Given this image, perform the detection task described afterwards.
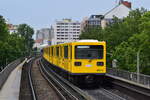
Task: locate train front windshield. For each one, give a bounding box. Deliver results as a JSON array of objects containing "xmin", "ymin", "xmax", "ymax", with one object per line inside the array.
[{"xmin": 75, "ymin": 45, "xmax": 103, "ymax": 59}]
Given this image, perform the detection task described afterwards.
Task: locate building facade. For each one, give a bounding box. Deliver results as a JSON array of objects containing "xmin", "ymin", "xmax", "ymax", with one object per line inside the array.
[
  {"xmin": 36, "ymin": 28, "xmax": 51, "ymax": 45},
  {"xmin": 81, "ymin": 15, "xmax": 103, "ymax": 32},
  {"xmin": 7, "ymin": 24, "xmax": 18, "ymax": 34},
  {"xmin": 36, "ymin": 28, "xmax": 50, "ymax": 40},
  {"xmin": 81, "ymin": 0, "xmax": 132, "ymax": 30},
  {"xmin": 101, "ymin": 0, "xmax": 132, "ymax": 28},
  {"xmin": 50, "ymin": 19, "xmax": 81, "ymax": 45}
]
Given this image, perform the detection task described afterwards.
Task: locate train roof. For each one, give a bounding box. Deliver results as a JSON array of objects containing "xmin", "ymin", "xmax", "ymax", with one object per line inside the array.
[
  {"xmin": 76, "ymin": 40, "xmax": 99, "ymax": 42},
  {"xmin": 44, "ymin": 40, "xmax": 105, "ymax": 48}
]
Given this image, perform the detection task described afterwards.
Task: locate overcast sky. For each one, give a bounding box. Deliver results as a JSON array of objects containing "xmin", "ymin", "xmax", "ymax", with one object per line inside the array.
[{"xmin": 0, "ymin": 0, "xmax": 150, "ymax": 30}]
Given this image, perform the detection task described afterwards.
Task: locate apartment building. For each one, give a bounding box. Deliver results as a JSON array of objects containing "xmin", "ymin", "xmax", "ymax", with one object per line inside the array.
[
  {"xmin": 50, "ymin": 19, "xmax": 81, "ymax": 45},
  {"xmin": 101, "ymin": 0, "xmax": 132, "ymax": 28},
  {"xmin": 81, "ymin": 15, "xmax": 104, "ymax": 32}
]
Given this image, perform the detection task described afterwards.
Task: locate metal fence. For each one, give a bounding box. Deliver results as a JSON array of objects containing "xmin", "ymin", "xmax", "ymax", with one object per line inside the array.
[
  {"xmin": 0, "ymin": 58, "xmax": 24, "ymax": 90},
  {"xmin": 107, "ymin": 68, "xmax": 150, "ymax": 88}
]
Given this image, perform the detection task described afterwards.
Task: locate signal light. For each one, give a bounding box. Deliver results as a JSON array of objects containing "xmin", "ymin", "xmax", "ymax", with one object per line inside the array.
[
  {"xmin": 75, "ymin": 62, "xmax": 81, "ymax": 66},
  {"xmin": 97, "ymin": 62, "xmax": 104, "ymax": 66}
]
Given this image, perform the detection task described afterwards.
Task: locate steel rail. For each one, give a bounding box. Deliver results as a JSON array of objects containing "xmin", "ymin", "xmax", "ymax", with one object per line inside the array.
[
  {"xmin": 28, "ymin": 57, "xmax": 37, "ymax": 100},
  {"xmin": 40, "ymin": 59, "xmax": 91, "ymax": 100},
  {"xmin": 38, "ymin": 60, "xmax": 67, "ymax": 100},
  {"xmin": 39, "ymin": 59, "xmax": 79, "ymax": 100},
  {"xmin": 105, "ymin": 75, "xmax": 150, "ymax": 100},
  {"xmin": 99, "ymin": 88, "xmax": 126, "ymax": 100}
]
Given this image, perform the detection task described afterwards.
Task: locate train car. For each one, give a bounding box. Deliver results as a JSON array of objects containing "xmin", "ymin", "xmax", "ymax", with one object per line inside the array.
[{"xmin": 43, "ymin": 40, "xmax": 106, "ymax": 85}]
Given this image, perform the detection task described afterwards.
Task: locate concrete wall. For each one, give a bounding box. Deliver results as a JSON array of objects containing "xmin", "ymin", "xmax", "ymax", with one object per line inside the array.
[{"xmin": 0, "ymin": 58, "xmax": 24, "ymax": 90}]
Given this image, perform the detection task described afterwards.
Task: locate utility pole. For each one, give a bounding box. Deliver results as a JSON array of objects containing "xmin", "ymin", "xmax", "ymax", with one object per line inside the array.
[{"xmin": 137, "ymin": 50, "xmax": 140, "ymax": 83}]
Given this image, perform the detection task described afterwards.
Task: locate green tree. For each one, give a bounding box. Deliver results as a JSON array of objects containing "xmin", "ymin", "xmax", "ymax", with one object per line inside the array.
[
  {"xmin": 0, "ymin": 15, "xmax": 9, "ymax": 42},
  {"xmin": 80, "ymin": 26, "xmax": 104, "ymax": 41},
  {"xmin": 113, "ymin": 11, "xmax": 150, "ymax": 74},
  {"xmin": 0, "ymin": 15, "xmax": 35, "ymax": 71},
  {"xmin": 79, "ymin": 8, "xmax": 150, "ymax": 75},
  {"xmin": 17, "ymin": 24, "xmax": 34, "ymax": 55}
]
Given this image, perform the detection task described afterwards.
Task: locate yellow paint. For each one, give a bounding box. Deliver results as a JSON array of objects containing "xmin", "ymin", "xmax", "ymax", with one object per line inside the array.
[{"xmin": 43, "ymin": 41, "xmax": 106, "ymax": 74}]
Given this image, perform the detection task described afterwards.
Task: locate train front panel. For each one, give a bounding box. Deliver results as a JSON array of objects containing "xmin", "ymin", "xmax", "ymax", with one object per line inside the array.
[{"xmin": 71, "ymin": 42, "xmax": 106, "ymax": 74}]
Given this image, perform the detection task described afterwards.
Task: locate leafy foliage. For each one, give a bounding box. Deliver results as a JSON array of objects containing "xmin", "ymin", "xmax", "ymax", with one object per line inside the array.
[
  {"xmin": 0, "ymin": 16, "xmax": 34, "ymax": 71},
  {"xmin": 17, "ymin": 24, "xmax": 34, "ymax": 55},
  {"xmin": 0, "ymin": 15, "xmax": 9, "ymax": 42},
  {"xmin": 80, "ymin": 8, "xmax": 150, "ymax": 75}
]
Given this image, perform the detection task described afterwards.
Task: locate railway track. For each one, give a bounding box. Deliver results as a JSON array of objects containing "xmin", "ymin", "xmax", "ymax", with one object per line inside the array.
[
  {"xmin": 39, "ymin": 58, "xmax": 91, "ymax": 100},
  {"xmin": 28, "ymin": 58, "xmax": 37, "ymax": 100},
  {"xmin": 19, "ymin": 57, "xmax": 36, "ymax": 100},
  {"xmin": 20, "ymin": 57, "xmax": 61, "ymax": 100},
  {"xmin": 20, "ymin": 57, "xmax": 149, "ymax": 100},
  {"xmin": 105, "ymin": 75, "xmax": 150, "ymax": 100},
  {"xmin": 41, "ymin": 58, "xmax": 131, "ymax": 100},
  {"xmin": 83, "ymin": 87, "xmax": 126, "ymax": 100}
]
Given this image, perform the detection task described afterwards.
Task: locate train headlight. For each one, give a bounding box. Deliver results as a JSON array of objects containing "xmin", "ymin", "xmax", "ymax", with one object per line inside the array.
[
  {"xmin": 74, "ymin": 62, "xmax": 81, "ymax": 66},
  {"xmin": 97, "ymin": 62, "xmax": 104, "ymax": 66}
]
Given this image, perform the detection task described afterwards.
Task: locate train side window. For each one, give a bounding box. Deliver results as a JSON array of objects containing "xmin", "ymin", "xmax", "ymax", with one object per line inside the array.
[
  {"xmin": 48, "ymin": 48, "xmax": 49, "ymax": 56},
  {"xmin": 64, "ymin": 46, "xmax": 68, "ymax": 59},
  {"xmin": 56, "ymin": 47, "xmax": 59, "ymax": 57},
  {"xmin": 49, "ymin": 47, "xmax": 51, "ymax": 56},
  {"xmin": 59, "ymin": 46, "xmax": 62, "ymax": 57},
  {"xmin": 53, "ymin": 47, "xmax": 55, "ymax": 57},
  {"xmin": 61, "ymin": 46, "xmax": 63, "ymax": 57},
  {"xmin": 46, "ymin": 48, "xmax": 47, "ymax": 54},
  {"xmin": 52, "ymin": 47, "xmax": 53, "ymax": 56},
  {"xmin": 70, "ymin": 46, "xmax": 72, "ymax": 59}
]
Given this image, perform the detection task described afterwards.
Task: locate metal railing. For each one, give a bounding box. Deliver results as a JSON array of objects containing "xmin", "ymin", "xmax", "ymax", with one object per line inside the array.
[
  {"xmin": 107, "ymin": 68, "xmax": 150, "ymax": 88},
  {"xmin": 0, "ymin": 58, "xmax": 24, "ymax": 90}
]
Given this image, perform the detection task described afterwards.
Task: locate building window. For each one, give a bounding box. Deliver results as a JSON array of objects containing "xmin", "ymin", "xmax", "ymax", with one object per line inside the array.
[
  {"xmin": 57, "ymin": 23, "xmax": 64, "ymax": 25},
  {"xmin": 73, "ymin": 23, "xmax": 76, "ymax": 25}
]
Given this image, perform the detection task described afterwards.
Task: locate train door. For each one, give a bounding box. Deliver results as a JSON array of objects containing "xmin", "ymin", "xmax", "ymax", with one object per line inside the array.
[
  {"xmin": 56, "ymin": 46, "xmax": 59, "ymax": 66},
  {"xmin": 61, "ymin": 46, "xmax": 64, "ymax": 69},
  {"xmin": 49, "ymin": 47, "xmax": 52, "ymax": 63},
  {"xmin": 51, "ymin": 47, "xmax": 53, "ymax": 64},
  {"xmin": 64, "ymin": 45, "xmax": 69, "ymax": 71},
  {"xmin": 53, "ymin": 47, "xmax": 56, "ymax": 65},
  {"xmin": 68, "ymin": 45, "xmax": 72, "ymax": 72},
  {"xmin": 59, "ymin": 46, "xmax": 63, "ymax": 68}
]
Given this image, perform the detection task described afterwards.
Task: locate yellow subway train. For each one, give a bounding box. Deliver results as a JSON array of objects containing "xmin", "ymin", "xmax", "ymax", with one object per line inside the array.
[{"xmin": 43, "ymin": 40, "xmax": 106, "ymax": 84}]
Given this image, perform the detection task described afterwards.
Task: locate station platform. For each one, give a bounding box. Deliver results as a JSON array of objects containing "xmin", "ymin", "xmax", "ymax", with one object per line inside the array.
[{"xmin": 0, "ymin": 60, "xmax": 26, "ymax": 100}]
